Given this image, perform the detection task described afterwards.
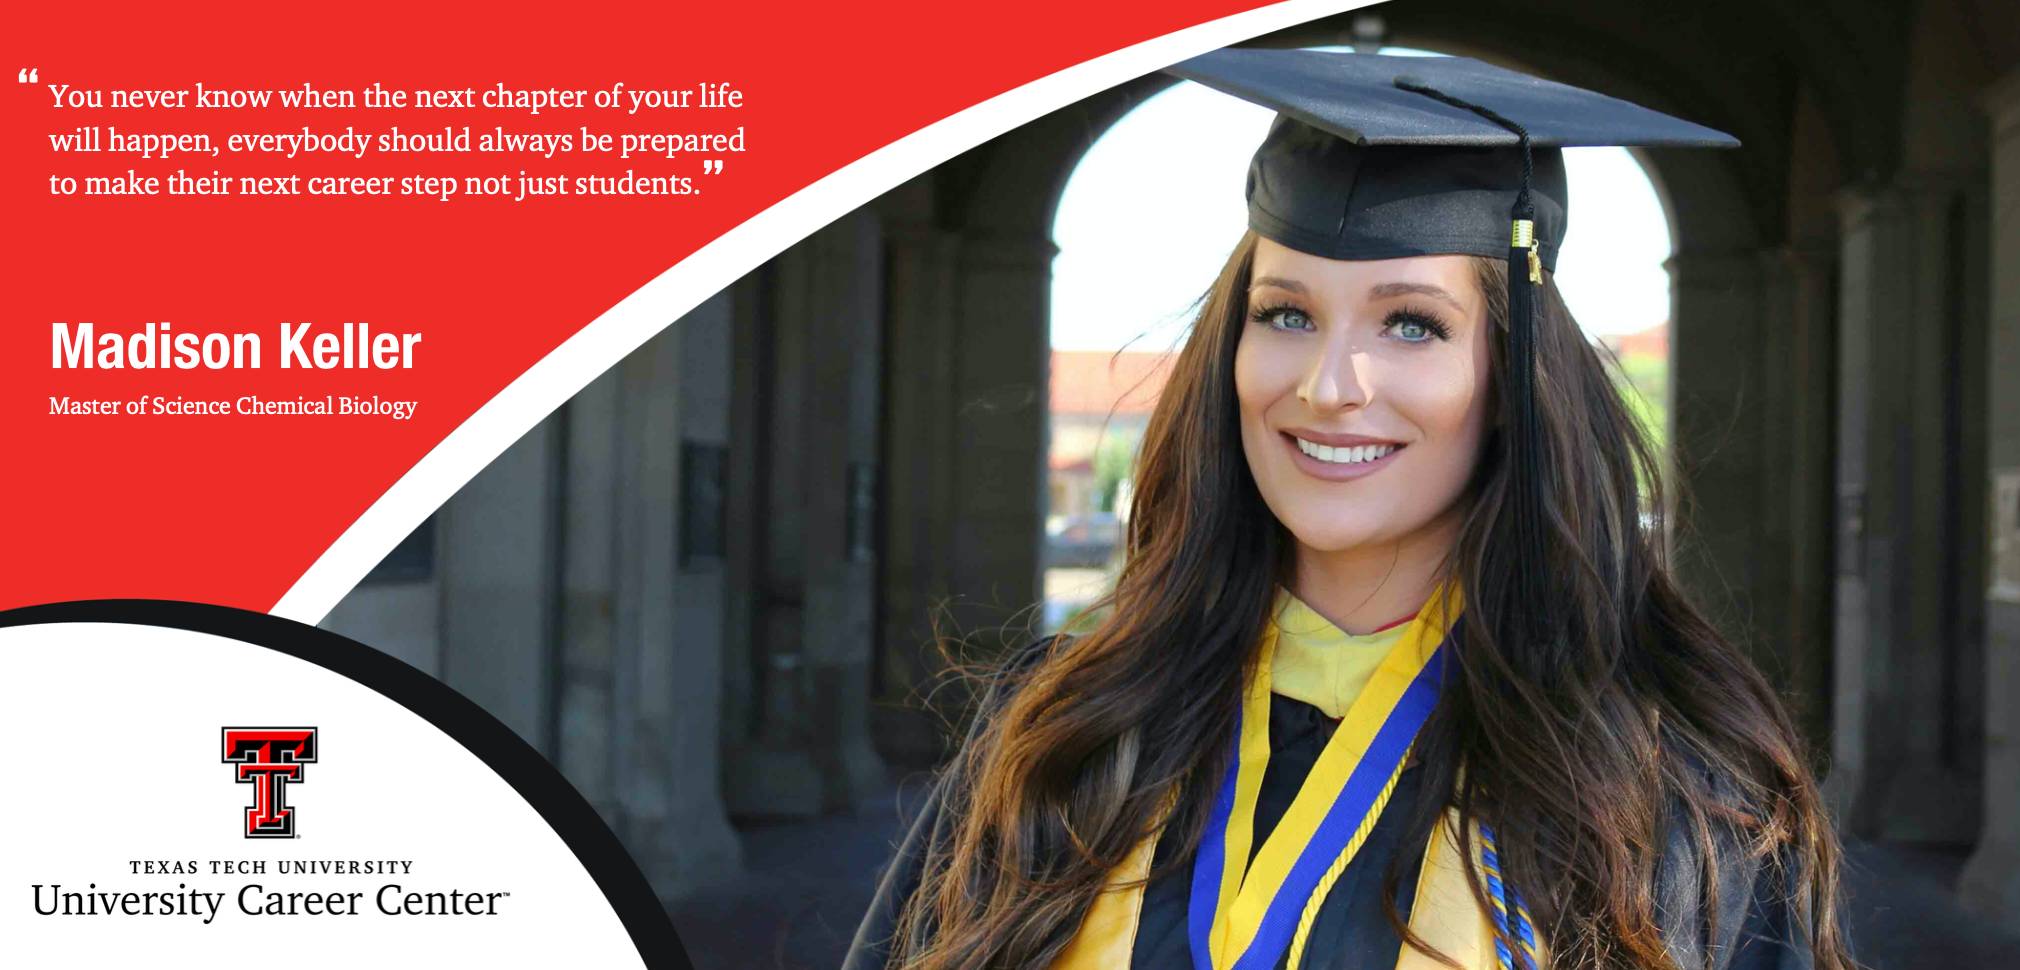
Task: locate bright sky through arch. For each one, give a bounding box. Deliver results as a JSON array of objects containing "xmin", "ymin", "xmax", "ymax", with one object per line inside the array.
[{"xmin": 1048, "ymin": 47, "xmax": 1673, "ymax": 352}]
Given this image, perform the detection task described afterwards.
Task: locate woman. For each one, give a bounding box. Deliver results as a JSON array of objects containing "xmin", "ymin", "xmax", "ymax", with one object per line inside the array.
[{"xmin": 845, "ymin": 48, "xmax": 1854, "ymax": 970}]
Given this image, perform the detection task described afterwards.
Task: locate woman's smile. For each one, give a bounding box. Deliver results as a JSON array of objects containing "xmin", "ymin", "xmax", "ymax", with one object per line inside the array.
[{"xmin": 1280, "ymin": 430, "xmax": 1406, "ymax": 481}]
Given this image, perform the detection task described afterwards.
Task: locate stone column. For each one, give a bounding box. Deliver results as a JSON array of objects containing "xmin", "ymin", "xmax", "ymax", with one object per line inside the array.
[
  {"xmin": 1759, "ymin": 243, "xmax": 1839, "ymax": 746},
  {"xmin": 801, "ymin": 209, "xmax": 890, "ymax": 812},
  {"xmin": 437, "ymin": 413, "xmax": 561, "ymax": 751},
  {"xmin": 1961, "ymin": 67, "xmax": 2020, "ymax": 923},
  {"xmin": 610, "ymin": 312, "xmax": 740, "ymax": 895},
  {"xmin": 1826, "ymin": 186, "xmax": 1906, "ymax": 830},
  {"xmin": 871, "ymin": 215, "xmax": 1053, "ymax": 772},
  {"xmin": 1829, "ymin": 177, "xmax": 1987, "ymax": 844},
  {"xmin": 1665, "ymin": 249, "xmax": 1769, "ymax": 658},
  {"xmin": 719, "ymin": 271, "xmax": 767, "ymax": 775},
  {"xmin": 948, "ymin": 232, "xmax": 1056, "ymax": 647},
  {"xmin": 726, "ymin": 211, "xmax": 889, "ymax": 816},
  {"xmin": 876, "ymin": 219, "xmax": 965, "ymax": 770},
  {"xmin": 1887, "ymin": 173, "xmax": 1988, "ymax": 844},
  {"xmin": 724, "ymin": 246, "xmax": 824, "ymax": 819},
  {"xmin": 555, "ymin": 369, "xmax": 621, "ymax": 820}
]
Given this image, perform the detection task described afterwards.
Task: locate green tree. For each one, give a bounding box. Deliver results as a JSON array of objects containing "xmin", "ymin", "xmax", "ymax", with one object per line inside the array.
[
  {"xmin": 1092, "ymin": 431, "xmax": 1141, "ymax": 513},
  {"xmin": 1614, "ymin": 351, "xmax": 1668, "ymax": 457}
]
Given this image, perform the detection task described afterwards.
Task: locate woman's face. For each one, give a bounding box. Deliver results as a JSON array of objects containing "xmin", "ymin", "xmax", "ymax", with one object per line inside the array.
[{"xmin": 1235, "ymin": 238, "xmax": 1494, "ymax": 557}]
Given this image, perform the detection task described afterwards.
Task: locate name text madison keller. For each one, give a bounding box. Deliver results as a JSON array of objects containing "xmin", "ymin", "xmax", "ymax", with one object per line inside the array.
[{"xmin": 52, "ymin": 321, "xmax": 422, "ymax": 369}]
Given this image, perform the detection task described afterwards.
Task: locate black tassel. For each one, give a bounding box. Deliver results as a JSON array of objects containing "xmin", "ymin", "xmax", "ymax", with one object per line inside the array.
[
  {"xmin": 1506, "ymin": 207, "xmax": 1547, "ymax": 650},
  {"xmin": 1392, "ymin": 76, "xmax": 1553, "ymax": 649}
]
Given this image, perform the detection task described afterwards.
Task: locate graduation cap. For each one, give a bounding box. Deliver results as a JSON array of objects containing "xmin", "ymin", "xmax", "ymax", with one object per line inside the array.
[{"xmin": 1161, "ymin": 47, "xmax": 1739, "ymax": 641}]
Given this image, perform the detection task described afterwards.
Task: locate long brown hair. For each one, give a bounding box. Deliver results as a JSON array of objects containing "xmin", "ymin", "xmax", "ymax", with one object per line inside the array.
[{"xmin": 886, "ymin": 230, "xmax": 1853, "ymax": 970}]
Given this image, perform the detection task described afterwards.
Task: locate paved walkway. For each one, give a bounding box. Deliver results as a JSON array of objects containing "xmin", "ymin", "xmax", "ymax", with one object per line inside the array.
[
  {"xmin": 668, "ymin": 780, "xmax": 2020, "ymax": 970},
  {"xmin": 668, "ymin": 778, "xmax": 938, "ymax": 970},
  {"xmin": 1836, "ymin": 842, "xmax": 2020, "ymax": 969}
]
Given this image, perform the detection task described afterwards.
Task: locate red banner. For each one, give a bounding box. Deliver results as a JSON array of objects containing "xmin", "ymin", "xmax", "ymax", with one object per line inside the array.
[{"xmin": 0, "ymin": 1, "xmax": 1293, "ymax": 612}]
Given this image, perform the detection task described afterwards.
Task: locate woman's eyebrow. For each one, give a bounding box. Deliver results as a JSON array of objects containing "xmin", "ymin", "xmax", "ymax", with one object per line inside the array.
[
  {"xmin": 1367, "ymin": 281, "xmax": 1466, "ymax": 314},
  {"xmin": 1248, "ymin": 275, "xmax": 1307, "ymax": 295}
]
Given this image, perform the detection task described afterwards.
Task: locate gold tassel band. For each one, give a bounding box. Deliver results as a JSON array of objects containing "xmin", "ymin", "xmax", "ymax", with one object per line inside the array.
[{"xmin": 1511, "ymin": 219, "xmax": 1541, "ymax": 284}]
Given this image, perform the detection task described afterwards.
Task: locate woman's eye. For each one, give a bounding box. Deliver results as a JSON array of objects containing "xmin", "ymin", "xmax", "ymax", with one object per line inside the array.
[
  {"xmin": 1251, "ymin": 305, "xmax": 1314, "ymax": 331},
  {"xmin": 1385, "ymin": 310, "xmax": 1452, "ymax": 343}
]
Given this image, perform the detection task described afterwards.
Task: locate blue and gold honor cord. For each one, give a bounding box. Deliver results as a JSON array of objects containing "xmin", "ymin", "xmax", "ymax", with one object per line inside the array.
[
  {"xmin": 1479, "ymin": 823, "xmax": 1540, "ymax": 970},
  {"xmin": 1282, "ymin": 743, "xmax": 1415, "ymax": 969},
  {"xmin": 1281, "ymin": 797, "xmax": 1544, "ymax": 970},
  {"xmin": 1177, "ymin": 578, "xmax": 1548, "ymax": 970},
  {"xmin": 1187, "ymin": 587, "xmax": 1459, "ymax": 970}
]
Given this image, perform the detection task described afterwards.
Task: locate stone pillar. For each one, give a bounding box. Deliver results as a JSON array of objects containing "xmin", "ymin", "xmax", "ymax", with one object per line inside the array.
[
  {"xmin": 724, "ymin": 247, "xmax": 824, "ymax": 819},
  {"xmin": 610, "ymin": 312, "xmax": 740, "ymax": 895},
  {"xmin": 948, "ymin": 232, "xmax": 1056, "ymax": 647},
  {"xmin": 1881, "ymin": 173, "xmax": 1988, "ymax": 844},
  {"xmin": 1826, "ymin": 186, "xmax": 1905, "ymax": 830},
  {"xmin": 1961, "ymin": 67, "xmax": 2020, "ymax": 922},
  {"xmin": 802, "ymin": 209, "xmax": 889, "ymax": 813},
  {"xmin": 1665, "ymin": 249, "xmax": 1769, "ymax": 658},
  {"xmin": 726, "ymin": 210, "xmax": 889, "ymax": 816},
  {"xmin": 437, "ymin": 413, "xmax": 561, "ymax": 750},
  {"xmin": 556, "ymin": 369, "xmax": 621, "ymax": 820},
  {"xmin": 720, "ymin": 271, "xmax": 767, "ymax": 775},
  {"xmin": 876, "ymin": 218, "xmax": 965, "ymax": 770},
  {"xmin": 1759, "ymin": 243, "xmax": 1840, "ymax": 747},
  {"xmin": 1829, "ymin": 178, "xmax": 1987, "ymax": 844}
]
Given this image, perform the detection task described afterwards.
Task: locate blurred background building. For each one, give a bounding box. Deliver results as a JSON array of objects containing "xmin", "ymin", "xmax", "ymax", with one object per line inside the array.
[{"xmin": 323, "ymin": 0, "xmax": 2020, "ymax": 965}]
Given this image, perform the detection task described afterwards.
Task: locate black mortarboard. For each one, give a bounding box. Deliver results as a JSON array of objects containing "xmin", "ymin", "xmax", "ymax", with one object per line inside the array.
[
  {"xmin": 1162, "ymin": 47, "xmax": 1737, "ymax": 275},
  {"xmin": 1161, "ymin": 47, "xmax": 1739, "ymax": 644}
]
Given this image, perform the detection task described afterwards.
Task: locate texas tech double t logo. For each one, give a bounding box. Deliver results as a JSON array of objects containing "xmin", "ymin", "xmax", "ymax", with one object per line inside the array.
[{"xmin": 221, "ymin": 727, "xmax": 318, "ymax": 838}]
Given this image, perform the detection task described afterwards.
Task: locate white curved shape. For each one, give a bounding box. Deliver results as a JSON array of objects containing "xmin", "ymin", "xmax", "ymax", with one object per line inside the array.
[
  {"xmin": 273, "ymin": 0, "xmax": 1377, "ymax": 624},
  {"xmin": 0, "ymin": 623, "xmax": 645, "ymax": 964}
]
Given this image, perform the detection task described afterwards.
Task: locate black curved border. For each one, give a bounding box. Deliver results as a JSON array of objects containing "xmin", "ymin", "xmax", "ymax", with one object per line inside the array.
[{"xmin": 0, "ymin": 599, "xmax": 693, "ymax": 970}]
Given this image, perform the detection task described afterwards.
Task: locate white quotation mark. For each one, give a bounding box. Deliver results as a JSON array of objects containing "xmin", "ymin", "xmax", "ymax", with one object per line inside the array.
[
  {"xmin": 702, "ymin": 159, "xmax": 724, "ymax": 175},
  {"xmin": 17, "ymin": 67, "xmax": 38, "ymax": 83}
]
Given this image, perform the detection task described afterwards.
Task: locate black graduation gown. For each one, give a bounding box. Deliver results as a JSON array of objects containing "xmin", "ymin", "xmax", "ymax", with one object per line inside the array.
[{"xmin": 843, "ymin": 639, "xmax": 1825, "ymax": 970}]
